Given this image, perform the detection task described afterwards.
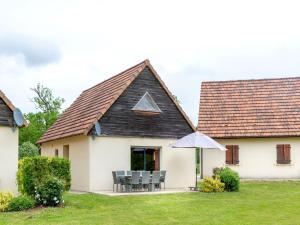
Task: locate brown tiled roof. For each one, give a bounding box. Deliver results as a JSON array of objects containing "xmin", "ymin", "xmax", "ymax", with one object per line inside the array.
[
  {"xmin": 38, "ymin": 59, "xmax": 195, "ymax": 144},
  {"xmin": 198, "ymin": 77, "xmax": 300, "ymax": 138},
  {"xmin": 0, "ymin": 90, "xmax": 16, "ymax": 111}
]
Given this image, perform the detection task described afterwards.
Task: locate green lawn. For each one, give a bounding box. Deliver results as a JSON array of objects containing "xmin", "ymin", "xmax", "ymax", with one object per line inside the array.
[{"xmin": 1, "ymin": 181, "xmax": 300, "ymax": 225}]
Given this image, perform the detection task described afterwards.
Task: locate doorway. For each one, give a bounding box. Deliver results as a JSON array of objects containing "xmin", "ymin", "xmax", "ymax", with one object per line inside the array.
[{"xmin": 131, "ymin": 147, "xmax": 160, "ymax": 171}]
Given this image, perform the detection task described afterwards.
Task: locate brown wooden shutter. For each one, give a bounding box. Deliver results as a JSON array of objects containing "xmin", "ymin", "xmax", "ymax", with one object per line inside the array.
[
  {"xmin": 225, "ymin": 145, "xmax": 233, "ymax": 164},
  {"xmin": 277, "ymin": 144, "xmax": 284, "ymax": 164},
  {"xmin": 284, "ymin": 144, "xmax": 291, "ymax": 164},
  {"xmin": 233, "ymin": 145, "xmax": 239, "ymax": 164}
]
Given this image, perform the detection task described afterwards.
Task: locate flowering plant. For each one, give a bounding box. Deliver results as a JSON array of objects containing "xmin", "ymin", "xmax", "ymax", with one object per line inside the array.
[{"xmin": 35, "ymin": 176, "xmax": 64, "ymax": 207}]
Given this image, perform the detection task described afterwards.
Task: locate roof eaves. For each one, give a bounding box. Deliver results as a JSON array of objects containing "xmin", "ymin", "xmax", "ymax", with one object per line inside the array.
[
  {"xmin": 83, "ymin": 61, "xmax": 148, "ymax": 135},
  {"xmin": 0, "ymin": 90, "xmax": 16, "ymax": 112}
]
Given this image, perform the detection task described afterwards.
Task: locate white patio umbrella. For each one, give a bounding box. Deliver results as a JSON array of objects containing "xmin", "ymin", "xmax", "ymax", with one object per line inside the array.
[{"xmin": 171, "ymin": 131, "xmax": 227, "ymax": 189}]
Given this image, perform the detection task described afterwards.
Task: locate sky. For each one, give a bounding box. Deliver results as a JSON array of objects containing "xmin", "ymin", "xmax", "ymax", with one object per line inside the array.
[{"xmin": 1, "ymin": 0, "xmax": 300, "ymax": 125}]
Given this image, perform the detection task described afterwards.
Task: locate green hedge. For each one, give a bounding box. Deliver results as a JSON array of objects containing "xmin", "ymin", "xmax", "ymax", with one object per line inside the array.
[
  {"xmin": 17, "ymin": 156, "xmax": 71, "ymax": 197},
  {"xmin": 219, "ymin": 167, "xmax": 240, "ymax": 192}
]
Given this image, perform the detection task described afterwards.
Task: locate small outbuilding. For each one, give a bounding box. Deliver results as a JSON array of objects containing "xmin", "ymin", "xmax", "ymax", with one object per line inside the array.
[
  {"xmin": 0, "ymin": 90, "xmax": 24, "ymax": 192},
  {"xmin": 38, "ymin": 60, "xmax": 195, "ymax": 192}
]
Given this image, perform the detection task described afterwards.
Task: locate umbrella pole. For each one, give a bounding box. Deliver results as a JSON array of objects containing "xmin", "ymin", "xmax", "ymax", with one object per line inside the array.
[
  {"xmin": 200, "ymin": 147, "xmax": 203, "ymax": 179},
  {"xmin": 195, "ymin": 148, "xmax": 198, "ymax": 189}
]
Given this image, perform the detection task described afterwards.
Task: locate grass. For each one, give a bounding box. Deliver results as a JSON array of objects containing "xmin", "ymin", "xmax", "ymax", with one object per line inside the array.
[{"xmin": 1, "ymin": 181, "xmax": 300, "ymax": 225}]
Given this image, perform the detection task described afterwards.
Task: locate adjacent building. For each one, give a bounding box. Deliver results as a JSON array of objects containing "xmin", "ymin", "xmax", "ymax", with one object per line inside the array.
[
  {"xmin": 0, "ymin": 90, "xmax": 23, "ymax": 192},
  {"xmin": 198, "ymin": 77, "xmax": 300, "ymax": 179},
  {"xmin": 38, "ymin": 60, "xmax": 195, "ymax": 191}
]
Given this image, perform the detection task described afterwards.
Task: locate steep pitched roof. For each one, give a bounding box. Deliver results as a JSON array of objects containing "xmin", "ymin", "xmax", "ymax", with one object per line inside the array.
[
  {"xmin": 0, "ymin": 90, "xmax": 16, "ymax": 112},
  {"xmin": 38, "ymin": 59, "xmax": 195, "ymax": 144},
  {"xmin": 198, "ymin": 77, "xmax": 300, "ymax": 138}
]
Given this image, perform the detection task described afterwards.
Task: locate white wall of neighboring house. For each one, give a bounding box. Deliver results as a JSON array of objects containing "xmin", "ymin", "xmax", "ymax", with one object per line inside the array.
[
  {"xmin": 41, "ymin": 135, "xmax": 195, "ymax": 192},
  {"xmin": 203, "ymin": 137, "xmax": 300, "ymax": 179},
  {"xmin": 0, "ymin": 126, "xmax": 18, "ymax": 193},
  {"xmin": 41, "ymin": 135, "xmax": 90, "ymax": 191}
]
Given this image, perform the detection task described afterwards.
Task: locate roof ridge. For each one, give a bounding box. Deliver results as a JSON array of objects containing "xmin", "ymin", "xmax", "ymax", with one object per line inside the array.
[
  {"xmin": 83, "ymin": 59, "xmax": 149, "ymax": 93},
  {"xmin": 198, "ymin": 75, "xmax": 300, "ymax": 138},
  {"xmin": 201, "ymin": 76, "xmax": 300, "ymax": 84},
  {"xmin": 38, "ymin": 59, "xmax": 195, "ymax": 144}
]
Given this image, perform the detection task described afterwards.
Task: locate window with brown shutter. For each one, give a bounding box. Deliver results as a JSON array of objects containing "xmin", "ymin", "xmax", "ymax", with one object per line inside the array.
[
  {"xmin": 277, "ymin": 144, "xmax": 291, "ymax": 164},
  {"xmin": 225, "ymin": 145, "xmax": 239, "ymax": 165}
]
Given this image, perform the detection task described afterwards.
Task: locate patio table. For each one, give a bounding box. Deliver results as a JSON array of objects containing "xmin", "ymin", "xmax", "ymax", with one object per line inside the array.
[{"xmin": 117, "ymin": 174, "xmax": 161, "ymax": 192}]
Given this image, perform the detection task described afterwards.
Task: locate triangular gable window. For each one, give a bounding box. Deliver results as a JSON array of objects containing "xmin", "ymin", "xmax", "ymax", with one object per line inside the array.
[{"xmin": 132, "ymin": 92, "xmax": 161, "ymax": 115}]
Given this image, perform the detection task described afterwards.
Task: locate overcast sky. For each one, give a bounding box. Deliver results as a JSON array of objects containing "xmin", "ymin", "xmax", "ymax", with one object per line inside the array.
[{"xmin": 1, "ymin": 0, "xmax": 300, "ymax": 125}]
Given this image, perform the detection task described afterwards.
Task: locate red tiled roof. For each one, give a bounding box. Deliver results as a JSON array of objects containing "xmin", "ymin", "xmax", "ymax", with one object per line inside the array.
[
  {"xmin": 198, "ymin": 77, "xmax": 300, "ymax": 138},
  {"xmin": 38, "ymin": 59, "xmax": 195, "ymax": 144}
]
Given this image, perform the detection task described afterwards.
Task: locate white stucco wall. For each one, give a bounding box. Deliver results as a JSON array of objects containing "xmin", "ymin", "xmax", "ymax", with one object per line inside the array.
[
  {"xmin": 41, "ymin": 135, "xmax": 90, "ymax": 191},
  {"xmin": 203, "ymin": 137, "xmax": 300, "ymax": 179},
  {"xmin": 89, "ymin": 136, "xmax": 195, "ymax": 191},
  {"xmin": 0, "ymin": 127, "xmax": 18, "ymax": 193},
  {"xmin": 41, "ymin": 135, "xmax": 195, "ymax": 192}
]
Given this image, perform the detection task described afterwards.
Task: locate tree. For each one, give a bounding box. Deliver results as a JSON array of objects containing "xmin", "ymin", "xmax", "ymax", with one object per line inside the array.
[
  {"xmin": 19, "ymin": 84, "xmax": 65, "ymax": 146},
  {"xmin": 31, "ymin": 83, "xmax": 65, "ymax": 129},
  {"xmin": 19, "ymin": 141, "xmax": 39, "ymax": 159}
]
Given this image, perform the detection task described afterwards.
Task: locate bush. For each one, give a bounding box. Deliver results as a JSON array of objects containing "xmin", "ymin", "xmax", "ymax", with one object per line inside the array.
[
  {"xmin": 19, "ymin": 142, "xmax": 39, "ymax": 159},
  {"xmin": 7, "ymin": 195, "xmax": 35, "ymax": 212},
  {"xmin": 0, "ymin": 192, "xmax": 14, "ymax": 212},
  {"xmin": 219, "ymin": 167, "xmax": 240, "ymax": 192},
  {"xmin": 35, "ymin": 176, "xmax": 64, "ymax": 207},
  {"xmin": 17, "ymin": 156, "xmax": 71, "ymax": 197},
  {"xmin": 201, "ymin": 176, "xmax": 225, "ymax": 193},
  {"xmin": 212, "ymin": 167, "xmax": 223, "ymax": 178}
]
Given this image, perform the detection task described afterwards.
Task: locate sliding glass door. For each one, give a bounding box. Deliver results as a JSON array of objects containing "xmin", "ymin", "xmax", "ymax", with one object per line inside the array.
[{"xmin": 131, "ymin": 147, "xmax": 160, "ymax": 171}]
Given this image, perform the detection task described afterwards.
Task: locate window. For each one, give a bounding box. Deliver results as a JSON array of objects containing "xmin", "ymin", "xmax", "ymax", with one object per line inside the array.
[
  {"xmin": 63, "ymin": 145, "xmax": 69, "ymax": 160},
  {"xmin": 225, "ymin": 145, "xmax": 239, "ymax": 165},
  {"xmin": 277, "ymin": 144, "xmax": 291, "ymax": 164},
  {"xmin": 55, "ymin": 149, "xmax": 59, "ymax": 157},
  {"xmin": 132, "ymin": 92, "xmax": 161, "ymax": 115},
  {"xmin": 131, "ymin": 147, "xmax": 160, "ymax": 171}
]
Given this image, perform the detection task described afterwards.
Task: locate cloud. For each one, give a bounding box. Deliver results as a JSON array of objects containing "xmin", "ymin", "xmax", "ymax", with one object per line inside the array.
[{"xmin": 0, "ymin": 34, "xmax": 61, "ymax": 66}]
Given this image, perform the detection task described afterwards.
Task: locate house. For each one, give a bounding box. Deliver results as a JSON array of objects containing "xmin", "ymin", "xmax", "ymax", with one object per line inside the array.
[
  {"xmin": 38, "ymin": 60, "xmax": 195, "ymax": 191},
  {"xmin": 198, "ymin": 77, "xmax": 300, "ymax": 179},
  {"xmin": 0, "ymin": 90, "xmax": 25, "ymax": 192}
]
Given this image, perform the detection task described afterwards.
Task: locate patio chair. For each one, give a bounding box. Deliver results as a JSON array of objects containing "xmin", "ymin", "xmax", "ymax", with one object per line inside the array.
[
  {"xmin": 137, "ymin": 171, "xmax": 143, "ymax": 176},
  {"xmin": 128, "ymin": 171, "xmax": 141, "ymax": 192},
  {"xmin": 141, "ymin": 171, "xmax": 151, "ymax": 191},
  {"xmin": 112, "ymin": 171, "xmax": 121, "ymax": 192},
  {"xmin": 151, "ymin": 171, "xmax": 161, "ymax": 191},
  {"xmin": 116, "ymin": 170, "xmax": 125, "ymax": 176},
  {"xmin": 160, "ymin": 170, "xmax": 166, "ymax": 190},
  {"xmin": 115, "ymin": 171, "xmax": 126, "ymax": 192},
  {"xmin": 126, "ymin": 171, "xmax": 132, "ymax": 176}
]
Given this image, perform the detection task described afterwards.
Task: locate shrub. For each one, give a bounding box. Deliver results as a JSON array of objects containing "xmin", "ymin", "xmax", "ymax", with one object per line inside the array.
[
  {"xmin": 212, "ymin": 167, "xmax": 223, "ymax": 178},
  {"xmin": 7, "ymin": 195, "xmax": 35, "ymax": 212},
  {"xmin": 219, "ymin": 167, "xmax": 240, "ymax": 192},
  {"xmin": 19, "ymin": 142, "xmax": 39, "ymax": 159},
  {"xmin": 0, "ymin": 192, "xmax": 14, "ymax": 212},
  {"xmin": 201, "ymin": 176, "xmax": 224, "ymax": 193},
  {"xmin": 35, "ymin": 176, "xmax": 64, "ymax": 207},
  {"xmin": 17, "ymin": 156, "xmax": 71, "ymax": 197}
]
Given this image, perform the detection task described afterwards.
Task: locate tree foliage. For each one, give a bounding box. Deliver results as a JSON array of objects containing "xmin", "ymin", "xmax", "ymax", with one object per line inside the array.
[
  {"xmin": 19, "ymin": 141, "xmax": 39, "ymax": 159},
  {"xmin": 19, "ymin": 83, "xmax": 65, "ymax": 146}
]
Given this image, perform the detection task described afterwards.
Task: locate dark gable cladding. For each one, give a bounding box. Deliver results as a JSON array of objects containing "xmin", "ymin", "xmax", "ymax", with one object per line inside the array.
[
  {"xmin": 0, "ymin": 98, "xmax": 13, "ymax": 127},
  {"xmin": 94, "ymin": 68, "xmax": 194, "ymax": 138}
]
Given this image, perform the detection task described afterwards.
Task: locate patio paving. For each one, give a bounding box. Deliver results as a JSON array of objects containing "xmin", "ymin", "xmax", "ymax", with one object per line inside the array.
[{"xmin": 92, "ymin": 188, "xmax": 192, "ymax": 196}]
